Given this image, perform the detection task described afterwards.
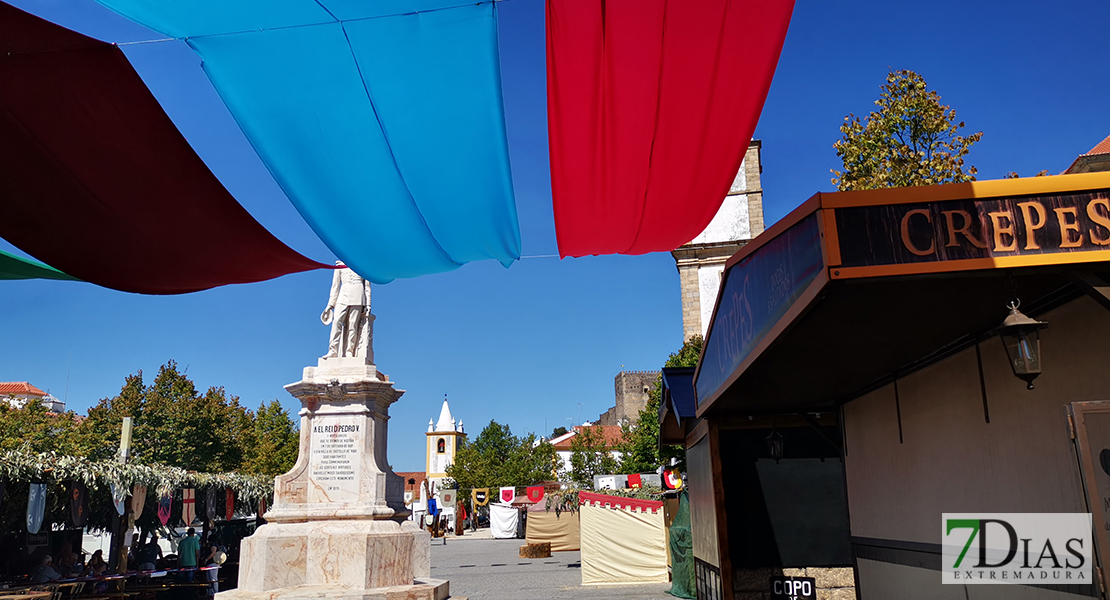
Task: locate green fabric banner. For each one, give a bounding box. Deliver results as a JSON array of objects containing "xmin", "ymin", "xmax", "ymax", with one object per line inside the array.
[{"xmin": 0, "ymin": 249, "xmax": 79, "ymax": 281}]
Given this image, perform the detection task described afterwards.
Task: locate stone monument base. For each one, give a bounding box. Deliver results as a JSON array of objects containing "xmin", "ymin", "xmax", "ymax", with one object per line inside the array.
[
  {"xmin": 229, "ymin": 520, "xmax": 430, "ymax": 591},
  {"xmin": 217, "ymin": 519, "xmax": 441, "ymax": 600},
  {"xmin": 216, "ymin": 579, "xmax": 448, "ymax": 600}
]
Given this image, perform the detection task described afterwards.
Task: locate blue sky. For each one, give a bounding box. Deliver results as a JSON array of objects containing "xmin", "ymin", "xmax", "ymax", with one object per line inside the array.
[{"xmin": 2, "ymin": 0, "xmax": 1108, "ymax": 471}]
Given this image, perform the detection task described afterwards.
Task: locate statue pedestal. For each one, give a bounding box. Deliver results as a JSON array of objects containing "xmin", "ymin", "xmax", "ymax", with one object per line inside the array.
[{"xmin": 219, "ymin": 356, "xmax": 445, "ymax": 600}]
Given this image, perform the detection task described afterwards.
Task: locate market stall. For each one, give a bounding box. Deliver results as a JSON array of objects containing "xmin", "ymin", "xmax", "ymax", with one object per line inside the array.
[
  {"xmin": 525, "ymin": 501, "xmax": 579, "ymax": 552},
  {"xmin": 579, "ymin": 491, "xmax": 667, "ymax": 585}
]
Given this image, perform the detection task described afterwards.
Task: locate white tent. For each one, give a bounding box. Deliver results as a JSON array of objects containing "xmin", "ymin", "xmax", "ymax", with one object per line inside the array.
[
  {"xmin": 490, "ymin": 503, "xmax": 519, "ymax": 539},
  {"xmin": 579, "ymin": 491, "xmax": 667, "ymax": 585}
]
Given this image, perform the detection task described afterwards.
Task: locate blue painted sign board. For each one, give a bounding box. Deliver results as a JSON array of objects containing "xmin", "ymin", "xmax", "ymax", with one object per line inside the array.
[{"xmin": 696, "ymin": 214, "xmax": 824, "ymax": 406}]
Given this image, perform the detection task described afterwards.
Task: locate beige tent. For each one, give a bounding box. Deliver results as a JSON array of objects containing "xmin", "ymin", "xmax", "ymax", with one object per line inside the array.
[
  {"xmin": 525, "ymin": 507, "xmax": 580, "ymax": 552},
  {"xmin": 579, "ymin": 491, "xmax": 667, "ymax": 585}
]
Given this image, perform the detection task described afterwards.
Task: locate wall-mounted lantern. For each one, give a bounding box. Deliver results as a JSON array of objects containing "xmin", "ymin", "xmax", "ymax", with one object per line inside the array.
[
  {"xmin": 766, "ymin": 429, "xmax": 784, "ymax": 462},
  {"xmin": 997, "ymin": 300, "xmax": 1048, "ymax": 390}
]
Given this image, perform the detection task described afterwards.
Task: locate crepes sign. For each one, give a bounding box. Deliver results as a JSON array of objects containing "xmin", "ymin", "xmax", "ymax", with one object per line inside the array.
[{"xmin": 835, "ymin": 190, "xmax": 1110, "ymax": 272}]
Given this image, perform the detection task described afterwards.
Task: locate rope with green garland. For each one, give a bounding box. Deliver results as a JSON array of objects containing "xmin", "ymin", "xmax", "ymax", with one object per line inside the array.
[{"xmin": 0, "ymin": 449, "xmax": 272, "ymax": 499}]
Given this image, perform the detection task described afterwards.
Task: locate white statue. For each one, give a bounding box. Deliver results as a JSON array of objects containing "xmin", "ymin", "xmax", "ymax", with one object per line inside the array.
[{"xmin": 321, "ymin": 262, "xmax": 372, "ymax": 359}]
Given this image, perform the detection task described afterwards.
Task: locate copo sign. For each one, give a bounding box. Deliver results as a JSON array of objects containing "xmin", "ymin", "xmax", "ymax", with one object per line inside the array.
[{"xmin": 770, "ymin": 576, "xmax": 816, "ymax": 600}]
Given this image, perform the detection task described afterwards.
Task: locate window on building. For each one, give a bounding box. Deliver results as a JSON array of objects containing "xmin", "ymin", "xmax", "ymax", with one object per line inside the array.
[{"xmin": 437, "ymin": 438, "xmax": 445, "ymax": 453}]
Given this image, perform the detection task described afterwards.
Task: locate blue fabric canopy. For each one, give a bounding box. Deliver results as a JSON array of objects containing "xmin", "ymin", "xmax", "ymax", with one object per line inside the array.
[{"xmin": 98, "ymin": 0, "xmax": 521, "ymax": 283}]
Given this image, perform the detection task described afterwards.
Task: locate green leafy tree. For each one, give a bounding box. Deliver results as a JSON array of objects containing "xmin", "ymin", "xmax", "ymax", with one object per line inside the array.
[
  {"xmin": 619, "ymin": 335, "xmax": 703, "ymax": 474},
  {"xmin": 832, "ymin": 69, "xmax": 982, "ymax": 191},
  {"xmin": 76, "ymin": 361, "xmax": 277, "ymax": 472},
  {"xmin": 446, "ymin": 420, "xmax": 557, "ymax": 489},
  {"xmin": 569, "ymin": 426, "xmax": 620, "ymax": 487},
  {"xmin": 71, "ymin": 372, "xmax": 145, "ymax": 460},
  {"xmin": 0, "ymin": 397, "xmax": 82, "ymax": 454},
  {"xmin": 127, "ymin": 363, "xmax": 250, "ymax": 470},
  {"xmin": 551, "ymin": 426, "xmax": 568, "ymax": 438},
  {"xmin": 503, "ymin": 433, "xmax": 559, "ymax": 486},
  {"xmin": 242, "ymin": 400, "xmax": 300, "ymax": 478}
]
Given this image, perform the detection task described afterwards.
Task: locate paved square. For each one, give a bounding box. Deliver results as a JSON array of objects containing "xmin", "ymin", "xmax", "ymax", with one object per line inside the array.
[{"xmin": 430, "ymin": 537, "xmax": 675, "ymax": 600}]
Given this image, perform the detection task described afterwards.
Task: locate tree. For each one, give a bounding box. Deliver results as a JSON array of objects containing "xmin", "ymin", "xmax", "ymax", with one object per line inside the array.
[
  {"xmin": 71, "ymin": 372, "xmax": 146, "ymax": 460},
  {"xmin": 569, "ymin": 426, "xmax": 620, "ymax": 487},
  {"xmin": 832, "ymin": 69, "xmax": 982, "ymax": 191},
  {"xmin": 0, "ymin": 362, "xmax": 292, "ymax": 536},
  {"xmin": 619, "ymin": 335, "xmax": 703, "ymax": 474},
  {"xmin": 0, "ymin": 397, "xmax": 82, "ymax": 454},
  {"xmin": 502, "ymin": 433, "xmax": 559, "ymax": 486},
  {"xmin": 446, "ymin": 420, "xmax": 557, "ymax": 490},
  {"xmin": 78, "ymin": 362, "xmax": 254, "ymax": 472},
  {"xmin": 76, "ymin": 361, "xmax": 293, "ymax": 475},
  {"xmin": 551, "ymin": 426, "xmax": 568, "ymax": 438},
  {"xmin": 242, "ymin": 400, "xmax": 300, "ymax": 478}
]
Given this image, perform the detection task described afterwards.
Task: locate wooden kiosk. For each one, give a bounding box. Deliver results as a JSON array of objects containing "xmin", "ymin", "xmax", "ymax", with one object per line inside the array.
[{"xmin": 670, "ymin": 172, "xmax": 1110, "ymax": 600}]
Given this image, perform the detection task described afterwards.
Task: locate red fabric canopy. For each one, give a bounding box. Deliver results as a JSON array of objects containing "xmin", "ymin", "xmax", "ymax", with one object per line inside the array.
[
  {"xmin": 0, "ymin": 2, "xmax": 327, "ymax": 294},
  {"xmin": 547, "ymin": 0, "xmax": 795, "ymax": 257}
]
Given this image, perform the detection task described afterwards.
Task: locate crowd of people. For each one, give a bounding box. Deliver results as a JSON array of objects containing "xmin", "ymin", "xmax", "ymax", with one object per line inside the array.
[
  {"xmin": 25, "ymin": 529, "xmax": 226, "ymax": 596},
  {"xmin": 27, "ymin": 550, "xmax": 107, "ymax": 582}
]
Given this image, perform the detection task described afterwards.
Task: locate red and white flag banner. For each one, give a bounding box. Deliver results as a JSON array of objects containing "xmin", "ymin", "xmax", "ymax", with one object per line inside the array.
[
  {"xmin": 182, "ymin": 488, "xmax": 195, "ymax": 525},
  {"xmin": 499, "ymin": 487, "xmax": 515, "ymax": 504},
  {"xmin": 157, "ymin": 492, "xmax": 172, "ymax": 526}
]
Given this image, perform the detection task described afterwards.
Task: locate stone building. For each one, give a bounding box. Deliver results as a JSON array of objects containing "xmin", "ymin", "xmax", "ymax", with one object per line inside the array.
[
  {"xmin": 672, "ymin": 140, "xmax": 766, "ymax": 341},
  {"xmin": 596, "ymin": 370, "xmax": 659, "ymax": 426}
]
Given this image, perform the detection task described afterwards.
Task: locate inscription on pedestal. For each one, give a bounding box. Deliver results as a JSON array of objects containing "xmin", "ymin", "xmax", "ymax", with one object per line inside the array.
[{"xmin": 308, "ymin": 415, "xmax": 363, "ymax": 503}]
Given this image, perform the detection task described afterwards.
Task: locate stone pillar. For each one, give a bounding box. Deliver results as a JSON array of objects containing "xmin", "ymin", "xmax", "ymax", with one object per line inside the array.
[
  {"xmin": 672, "ymin": 242, "xmax": 746, "ymax": 341},
  {"xmin": 221, "ymin": 355, "xmax": 445, "ymax": 600},
  {"xmin": 671, "ymin": 140, "xmax": 764, "ymax": 341}
]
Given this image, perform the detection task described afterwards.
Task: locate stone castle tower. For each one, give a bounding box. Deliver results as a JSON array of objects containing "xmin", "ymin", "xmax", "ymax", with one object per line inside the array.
[
  {"xmin": 672, "ymin": 140, "xmax": 766, "ymax": 341},
  {"xmin": 425, "ymin": 398, "xmax": 465, "ymax": 490},
  {"xmin": 596, "ymin": 370, "xmax": 660, "ymax": 426}
]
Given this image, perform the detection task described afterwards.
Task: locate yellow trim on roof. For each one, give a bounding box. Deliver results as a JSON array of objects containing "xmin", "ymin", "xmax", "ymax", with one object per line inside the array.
[
  {"xmin": 831, "ymin": 249, "xmax": 1110, "ymax": 279},
  {"xmin": 819, "ymin": 172, "xmax": 1110, "ymax": 209}
]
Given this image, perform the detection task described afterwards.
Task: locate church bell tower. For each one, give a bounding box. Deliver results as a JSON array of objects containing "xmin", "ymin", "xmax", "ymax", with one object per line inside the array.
[{"xmin": 425, "ymin": 397, "xmax": 465, "ymax": 490}]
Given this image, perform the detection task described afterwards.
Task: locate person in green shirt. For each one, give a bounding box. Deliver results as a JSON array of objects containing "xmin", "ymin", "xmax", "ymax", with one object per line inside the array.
[{"xmin": 177, "ymin": 527, "xmax": 200, "ymax": 581}]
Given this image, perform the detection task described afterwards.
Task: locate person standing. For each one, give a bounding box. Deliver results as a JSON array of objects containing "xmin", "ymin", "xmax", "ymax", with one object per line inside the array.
[
  {"xmin": 201, "ymin": 533, "xmax": 224, "ymax": 597},
  {"xmin": 136, "ymin": 534, "xmax": 163, "ymax": 571},
  {"xmin": 455, "ymin": 501, "xmax": 467, "ymax": 536},
  {"xmin": 177, "ymin": 528, "xmax": 200, "ymax": 581},
  {"xmin": 126, "ymin": 533, "xmax": 141, "ymax": 569}
]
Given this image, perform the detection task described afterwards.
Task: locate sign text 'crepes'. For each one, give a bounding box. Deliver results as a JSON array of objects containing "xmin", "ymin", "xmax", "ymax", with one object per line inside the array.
[{"xmin": 836, "ymin": 190, "xmax": 1110, "ymax": 270}]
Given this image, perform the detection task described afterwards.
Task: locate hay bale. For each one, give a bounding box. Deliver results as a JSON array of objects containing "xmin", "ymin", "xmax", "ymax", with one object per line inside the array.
[{"xmin": 519, "ymin": 542, "xmax": 551, "ymax": 559}]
